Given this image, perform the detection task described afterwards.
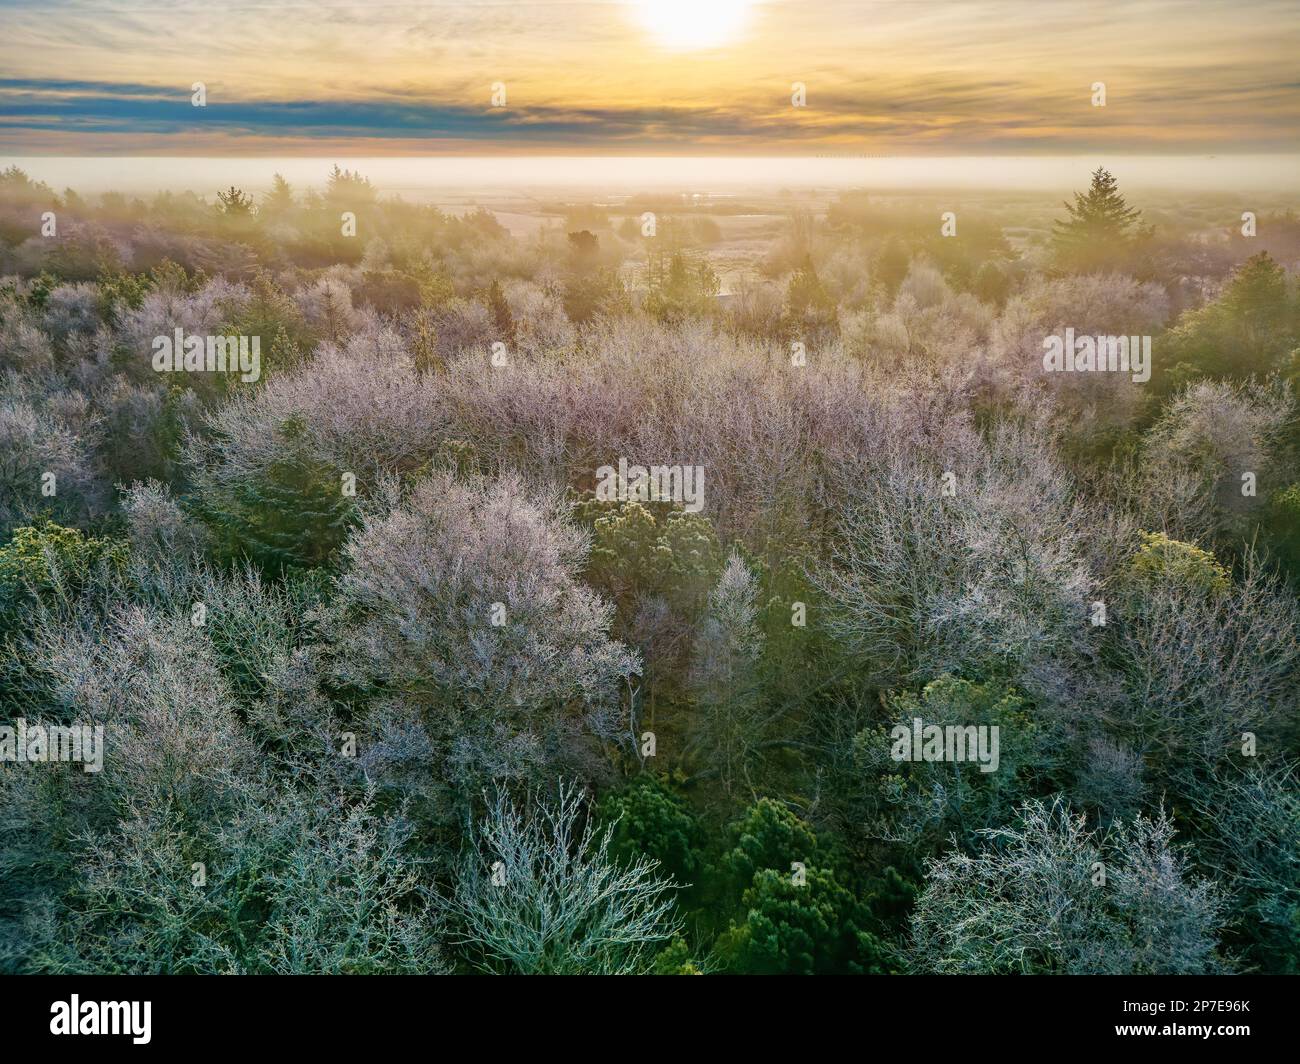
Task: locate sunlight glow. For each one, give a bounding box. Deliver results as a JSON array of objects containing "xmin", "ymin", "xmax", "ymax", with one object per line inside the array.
[{"xmin": 627, "ymin": 0, "xmax": 752, "ymax": 51}]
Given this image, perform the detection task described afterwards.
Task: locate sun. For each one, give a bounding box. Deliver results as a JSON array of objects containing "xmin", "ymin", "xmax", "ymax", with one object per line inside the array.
[{"xmin": 627, "ymin": 0, "xmax": 753, "ymax": 51}]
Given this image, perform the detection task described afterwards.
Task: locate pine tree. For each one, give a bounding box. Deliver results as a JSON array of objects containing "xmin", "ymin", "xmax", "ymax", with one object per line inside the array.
[
  {"xmin": 973, "ymin": 260, "xmax": 1012, "ymax": 305},
  {"xmin": 486, "ymin": 279, "xmax": 515, "ymax": 344},
  {"xmin": 597, "ymin": 775, "xmax": 703, "ymax": 886},
  {"xmin": 1162, "ymin": 251, "xmax": 1296, "ymax": 383},
  {"xmin": 412, "ymin": 311, "xmax": 444, "ymax": 375},
  {"xmin": 785, "ymin": 255, "xmax": 833, "ymax": 316},
  {"xmin": 1050, "ymin": 167, "xmax": 1143, "ymax": 269},
  {"xmin": 1217, "ymin": 251, "xmax": 1290, "ymax": 332},
  {"xmin": 264, "ymin": 173, "xmax": 295, "ymax": 217},
  {"xmin": 644, "ymin": 250, "xmax": 719, "ymax": 323},
  {"xmin": 206, "ymin": 416, "xmax": 356, "ymax": 573},
  {"xmin": 782, "ymin": 254, "xmax": 837, "ymax": 341},
  {"xmin": 715, "ymin": 799, "xmax": 896, "ymax": 974},
  {"xmin": 875, "ymin": 236, "xmax": 910, "ymax": 295},
  {"xmin": 689, "ymin": 552, "xmax": 765, "ymax": 790},
  {"xmin": 567, "ymin": 229, "xmax": 600, "ymax": 267},
  {"xmin": 216, "ymin": 186, "xmax": 254, "ymax": 216},
  {"xmin": 325, "ymin": 164, "xmax": 374, "ymax": 209},
  {"xmin": 564, "ymin": 231, "xmax": 626, "ymax": 323},
  {"xmin": 230, "ymin": 272, "xmax": 310, "ymax": 376}
]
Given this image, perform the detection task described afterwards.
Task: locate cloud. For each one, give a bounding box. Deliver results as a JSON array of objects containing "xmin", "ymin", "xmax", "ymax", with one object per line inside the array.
[{"xmin": 0, "ymin": 1, "xmax": 1295, "ymax": 153}]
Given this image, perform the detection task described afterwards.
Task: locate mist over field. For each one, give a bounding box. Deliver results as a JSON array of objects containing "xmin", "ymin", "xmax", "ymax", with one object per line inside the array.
[
  {"xmin": 5, "ymin": 155, "xmax": 1299, "ymax": 196},
  {"xmin": 1, "ymin": 0, "xmax": 1298, "ymax": 993}
]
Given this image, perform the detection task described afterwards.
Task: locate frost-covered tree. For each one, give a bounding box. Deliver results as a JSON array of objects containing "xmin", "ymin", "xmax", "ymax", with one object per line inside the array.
[
  {"xmin": 688, "ymin": 551, "xmax": 765, "ymax": 789},
  {"xmin": 1110, "ymin": 540, "xmax": 1299, "ymax": 777},
  {"xmin": 12, "ymin": 784, "xmax": 445, "ymax": 975},
  {"xmin": 442, "ymin": 782, "xmax": 679, "ymax": 974},
  {"xmin": 118, "ymin": 479, "xmax": 208, "ymax": 562},
  {"xmin": 852, "ymin": 676, "xmax": 1053, "ymax": 849},
  {"xmin": 1193, "ymin": 766, "xmax": 1300, "ymax": 973},
  {"xmin": 0, "ymin": 396, "xmax": 98, "ymax": 536},
  {"xmin": 911, "ymin": 797, "xmax": 1229, "ymax": 974},
  {"xmin": 186, "ymin": 322, "xmax": 447, "ymax": 487},
  {"xmin": 814, "ymin": 421, "xmax": 1098, "ymax": 687},
  {"xmin": 1137, "ymin": 378, "xmax": 1292, "ymax": 544},
  {"xmin": 329, "ymin": 472, "xmax": 639, "ymax": 804}
]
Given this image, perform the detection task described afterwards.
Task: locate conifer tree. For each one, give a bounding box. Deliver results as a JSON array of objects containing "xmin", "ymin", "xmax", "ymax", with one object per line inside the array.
[
  {"xmin": 216, "ymin": 186, "xmax": 255, "ymax": 216},
  {"xmin": 1050, "ymin": 167, "xmax": 1143, "ymax": 269},
  {"xmin": 1162, "ymin": 251, "xmax": 1296, "ymax": 383},
  {"xmin": 325, "ymin": 164, "xmax": 375, "ymax": 209},
  {"xmin": 644, "ymin": 250, "xmax": 719, "ymax": 322},
  {"xmin": 263, "ymin": 173, "xmax": 295, "ymax": 218},
  {"xmin": 875, "ymin": 236, "xmax": 910, "ymax": 294},
  {"xmin": 205, "ymin": 415, "xmax": 356, "ymax": 574},
  {"xmin": 486, "ymin": 279, "xmax": 515, "ymax": 344},
  {"xmin": 782, "ymin": 254, "xmax": 837, "ymax": 341}
]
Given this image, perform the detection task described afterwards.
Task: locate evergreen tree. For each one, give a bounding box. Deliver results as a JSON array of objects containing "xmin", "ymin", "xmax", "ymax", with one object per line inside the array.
[
  {"xmin": 1050, "ymin": 167, "xmax": 1143, "ymax": 270},
  {"xmin": 1161, "ymin": 252, "xmax": 1296, "ymax": 386},
  {"xmin": 216, "ymin": 186, "xmax": 255, "ymax": 216},
  {"xmin": 325, "ymin": 164, "xmax": 375, "ymax": 210},
  {"xmin": 644, "ymin": 250, "xmax": 719, "ymax": 322},
  {"xmin": 725, "ymin": 865, "xmax": 896, "ymax": 974},
  {"xmin": 973, "ymin": 260, "xmax": 1012, "ymax": 305},
  {"xmin": 228, "ymin": 272, "xmax": 312, "ymax": 376},
  {"xmin": 688, "ymin": 552, "xmax": 766, "ymax": 791},
  {"xmin": 567, "ymin": 229, "xmax": 600, "ymax": 265},
  {"xmin": 714, "ymin": 799, "xmax": 896, "ymax": 974},
  {"xmin": 573, "ymin": 494, "xmax": 724, "ymax": 620},
  {"xmin": 486, "ymin": 278, "xmax": 515, "ymax": 344},
  {"xmin": 875, "ymin": 236, "xmax": 910, "ymax": 295},
  {"xmin": 204, "ymin": 415, "xmax": 356, "ymax": 574},
  {"xmin": 263, "ymin": 173, "xmax": 295, "ymax": 218},
  {"xmin": 781, "ymin": 254, "xmax": 837, "ymax": 341},
  {"xmin": 563, "ymin": 230, "xmax": 624, "ymax": 323},
  {"xmin": 411, "ymin": 311, "xmax": 444, "ymax": 375},
  {"xmin": 597, "ymin": 775, "xmax": 704, "ymax": 888},
  {"xmin": 721, "ymin": 798, "xmax": 818, "ymax": 891}
]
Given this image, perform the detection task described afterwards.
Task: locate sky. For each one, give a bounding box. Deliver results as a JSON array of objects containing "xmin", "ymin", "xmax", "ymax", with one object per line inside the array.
[{"xmin": 0, "ymin": 0, "xmax": 1297, "ymax": 156}]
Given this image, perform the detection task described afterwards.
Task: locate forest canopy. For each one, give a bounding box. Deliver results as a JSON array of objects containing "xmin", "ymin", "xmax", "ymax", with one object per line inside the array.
[{"xmin": 1, "ymin": 164, "xmax": 1298, "ymax": 975}]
